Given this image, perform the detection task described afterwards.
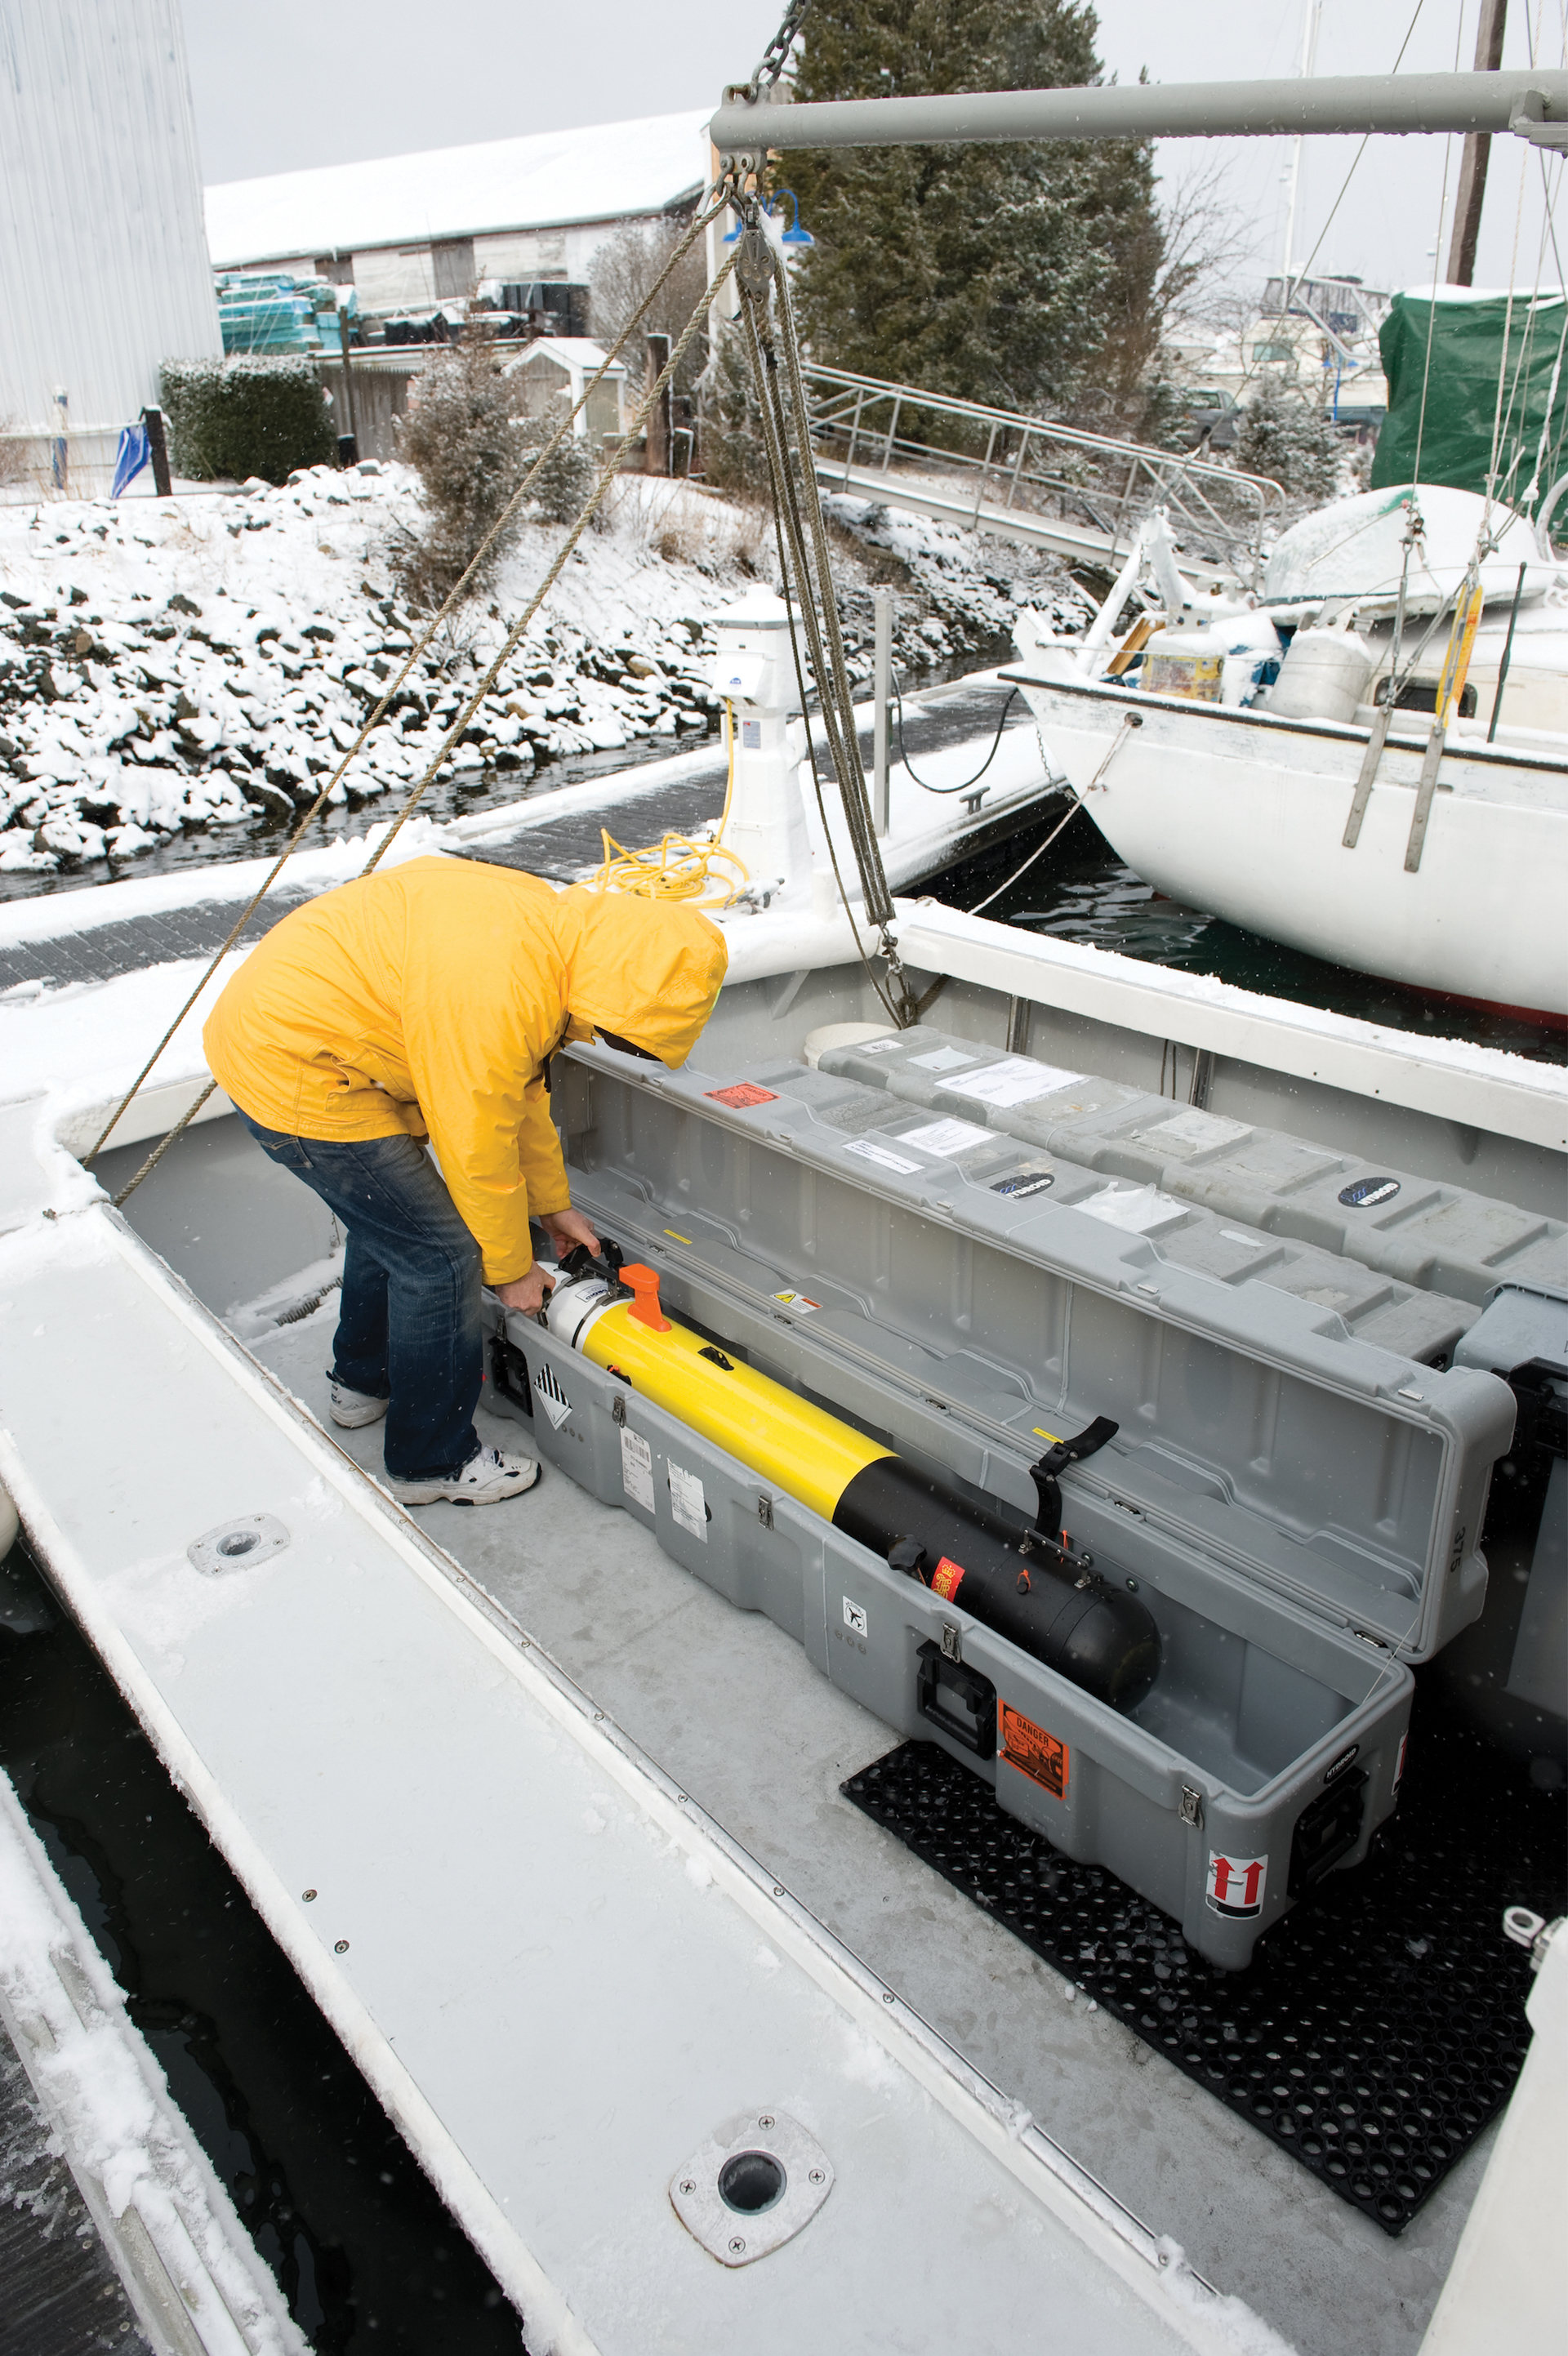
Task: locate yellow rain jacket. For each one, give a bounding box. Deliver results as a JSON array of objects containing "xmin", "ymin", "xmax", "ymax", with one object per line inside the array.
[{"xmin": 203, "ymin": 857, "xmax": 727, "ymax": 1285}]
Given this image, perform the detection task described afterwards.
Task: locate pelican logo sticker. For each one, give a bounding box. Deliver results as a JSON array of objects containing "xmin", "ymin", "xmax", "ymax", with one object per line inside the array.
[
  {"xmin": 1323, "ymin": 1743, "xmax": 1361, "ymax": 1786},
  {"xmin": 1339, "ymin": 1176, "xmax": 1401, "ymax": 1209},
  {"xmin": 992, "ymin": 1169, "xmax": 1055, "ymax": 1199},
  {"xmin": 1207, "ymin": 1850, "xmax": 1267, "ymax": 1917}
]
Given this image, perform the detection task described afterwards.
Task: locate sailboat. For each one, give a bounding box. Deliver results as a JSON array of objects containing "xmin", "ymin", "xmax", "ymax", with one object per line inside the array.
[{"xmin": 1006, "ymin": 102, "xmax": 1568, "ymax": 1027}]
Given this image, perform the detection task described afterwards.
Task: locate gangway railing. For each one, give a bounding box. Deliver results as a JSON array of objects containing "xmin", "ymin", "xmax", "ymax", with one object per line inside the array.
[{"xmin": 800, "ymin": 363, "xmax": 1285, "ymax": 586}]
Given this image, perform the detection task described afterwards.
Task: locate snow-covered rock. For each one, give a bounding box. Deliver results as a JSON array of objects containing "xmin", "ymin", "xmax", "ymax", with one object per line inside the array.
[{"xmin": 0, "ymin": 461, "xmax": 1086, "ymax": 885}]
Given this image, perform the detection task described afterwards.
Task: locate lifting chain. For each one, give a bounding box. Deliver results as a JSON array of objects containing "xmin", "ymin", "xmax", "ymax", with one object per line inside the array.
[{"xmin": 728, "ymin": 0, "xmax": 813, "ymax": 106}]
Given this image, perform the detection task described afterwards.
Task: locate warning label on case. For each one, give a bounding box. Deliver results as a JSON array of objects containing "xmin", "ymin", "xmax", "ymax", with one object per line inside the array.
[
  {"xmin": 929, "ymin": 1556, "xmax": 967, "ymax": 1602},
  {"xmin": 706, "ymin": 1081, "xmax": 778, "ymax": 1109},
  {"xmin": 619, "ymin": 1425, "xmax": 654, "ymax": 1511},
  {"xmin": 1206, "ymin": 1851, "xmax": 1267, "ymax": 1917},
  {"xmin": 998, "ymin": 1701, "xmax": 1069, "ymax": 1798}
]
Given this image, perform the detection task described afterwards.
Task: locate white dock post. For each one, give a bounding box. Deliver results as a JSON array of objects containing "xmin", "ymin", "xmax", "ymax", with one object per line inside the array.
[{"xmin": 873, "ymin": 590, "xmax": 892, "ymax": 836}]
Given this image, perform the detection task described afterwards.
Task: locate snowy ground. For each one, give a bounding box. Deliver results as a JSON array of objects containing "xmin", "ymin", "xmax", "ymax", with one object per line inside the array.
[{"xmin": 0, "ymin": 464, "xmax": 1085, "ymax": 886}]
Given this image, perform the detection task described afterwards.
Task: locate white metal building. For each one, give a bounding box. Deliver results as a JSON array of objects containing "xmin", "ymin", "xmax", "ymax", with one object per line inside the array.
[
  {"xmin": 204, "ymin": 112, "xmax": 711, "ymax": 319},
  {"xmin": 0, "ymin": 0, "xmax": 220, "ymax": 492}
]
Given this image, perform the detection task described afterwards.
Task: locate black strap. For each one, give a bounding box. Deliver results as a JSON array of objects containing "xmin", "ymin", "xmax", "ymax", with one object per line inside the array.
[{"xmin": 1028, "ymin": 1416, "xmax": 1120, "ymax": 1536}]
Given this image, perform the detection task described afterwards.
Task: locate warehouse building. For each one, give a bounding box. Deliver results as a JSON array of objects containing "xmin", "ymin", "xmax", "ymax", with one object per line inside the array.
[{"xmin": 203, "ymin": 111, "xmax": 711, "ymax": 321}]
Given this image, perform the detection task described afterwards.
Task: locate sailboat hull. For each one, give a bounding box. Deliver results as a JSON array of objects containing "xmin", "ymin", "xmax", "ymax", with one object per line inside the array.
[{"xmin": 1010, "ymin": 674, "xmax": 1568, "ymax": 1022}]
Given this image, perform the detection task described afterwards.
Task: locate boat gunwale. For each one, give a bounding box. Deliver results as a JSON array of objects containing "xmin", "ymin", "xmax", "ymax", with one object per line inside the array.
[{"xmin": 1001, "ymin": 668, "xmax": 1568, "ymax": 777}]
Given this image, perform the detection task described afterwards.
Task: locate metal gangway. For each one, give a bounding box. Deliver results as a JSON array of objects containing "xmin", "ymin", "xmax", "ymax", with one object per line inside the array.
[{"xmin": 800, "ymin": 362, "xmax": 1285, "ymax": 586}]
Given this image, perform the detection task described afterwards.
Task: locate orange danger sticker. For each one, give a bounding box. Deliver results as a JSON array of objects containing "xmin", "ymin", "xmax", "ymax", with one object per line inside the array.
[
  {"xmin": 998, "ymin": 1700, "xmax": 1069, "ymax": 1799},
  {"xmin": 706, "ymin": 1082, "xmax": 779, "ymax": 1109},
  {"xmin": 929, "ymin": 1556, "xmax": 967, "ymax": 1602}
]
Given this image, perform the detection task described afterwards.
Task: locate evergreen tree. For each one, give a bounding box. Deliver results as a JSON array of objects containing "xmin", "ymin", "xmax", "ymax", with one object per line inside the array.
[
  {"xmin": 1233, "ymin": 374, "xmax": 1341, "ymax": 507},
  {"xmin": 786, "ymin": 1, "xmax": 1163, "ymax": 421}
]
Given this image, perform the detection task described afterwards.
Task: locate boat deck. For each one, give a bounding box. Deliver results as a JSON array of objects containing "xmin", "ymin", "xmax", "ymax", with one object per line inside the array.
[{"xmin": 243, "ymin": 1312, "xmax": 1493, "ymax": 2356}]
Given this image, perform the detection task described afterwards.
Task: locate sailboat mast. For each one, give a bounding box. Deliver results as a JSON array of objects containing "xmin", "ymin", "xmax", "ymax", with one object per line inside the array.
[
  {"xmin": 1281, "ymin": 0, "xmax": 1325, "ymax": 279},
  {"xmin": 1447, "ymin": 0, "xmax": 1509, "ymax": 284}
]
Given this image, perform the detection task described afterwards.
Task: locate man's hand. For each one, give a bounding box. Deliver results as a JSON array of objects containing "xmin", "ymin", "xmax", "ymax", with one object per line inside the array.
[
  {"xmin": 492, "ymin": 1211, "xmax": 601, "ymax": 1319},
  {"xmin": 540, "ymin": 1207, "xmax": 601, "ymax": 1256},
  {"xmin": 494, "ymin": 1266, "xmax": 553, "ymax": 1316}
]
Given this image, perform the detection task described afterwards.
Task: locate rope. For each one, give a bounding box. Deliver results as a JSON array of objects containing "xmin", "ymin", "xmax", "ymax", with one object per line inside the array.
[
  {"xmin": 967, "ymin": 795, "xmax": 1085, "ymax": 918},
  {"xmin": 736, "ymin": 241, "xmax": 906, "ymax": 1024},
  {"xmin": 733, "ymin": 216, "xmax": 918, "ymax": 1022},
  {"xmin": 965, "ymin": 713, "xmax": 1135, "ymax": 917},
  {"xmin": 589, "ymin": 695, "xmax": 750, "ymax": 907},
  {"xmin": 590, "ymin": 830, "xmax": 749, "ymax": 906},
  {"xmin": 105, "ymin": 199, "xmax": 740, "ymax": 1209}
]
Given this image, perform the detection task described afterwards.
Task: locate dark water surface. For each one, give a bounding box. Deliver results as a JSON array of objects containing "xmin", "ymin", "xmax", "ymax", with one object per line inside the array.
[
  {"xmin": 0, "ymin": 1539, "xmax": 520, "ymax": 2354},
  {"xmin": 929, "ymin": 804, "xmax": 1568, "ymax": 1069}
]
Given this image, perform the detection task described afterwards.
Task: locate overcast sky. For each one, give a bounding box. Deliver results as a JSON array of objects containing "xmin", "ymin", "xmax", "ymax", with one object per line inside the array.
[{"xmin": 183, "ymin": 0, "xmax": 1565, "ymax": 300}]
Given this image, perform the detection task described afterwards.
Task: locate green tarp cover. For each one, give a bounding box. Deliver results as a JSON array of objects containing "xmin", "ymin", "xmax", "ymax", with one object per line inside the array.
[{"xmin": 1370, "ymin": 289, "xmax": 1568, "ymax": 512}]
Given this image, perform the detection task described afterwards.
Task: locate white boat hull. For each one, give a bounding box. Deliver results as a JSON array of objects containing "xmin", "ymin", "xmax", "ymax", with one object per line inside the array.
[{"xmin": 1010, "ymin": 675, "xmax": 1568, "ymax": 1021}]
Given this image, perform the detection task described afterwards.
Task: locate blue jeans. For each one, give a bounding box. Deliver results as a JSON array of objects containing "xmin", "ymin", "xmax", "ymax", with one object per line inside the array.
[{"xmin": 238, "ymin": 1114, "xmax": 483, "ymax": 1480}]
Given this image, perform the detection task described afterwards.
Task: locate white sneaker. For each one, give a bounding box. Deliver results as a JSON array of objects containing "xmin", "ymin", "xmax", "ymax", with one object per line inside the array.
[
  {"xmin": 330, "ymin": 1379, "xmax": 390, "ymax": 1429},
  {"xmin": 385, "ymin": 1445, "xmax": 540, "ymax": 1508}
]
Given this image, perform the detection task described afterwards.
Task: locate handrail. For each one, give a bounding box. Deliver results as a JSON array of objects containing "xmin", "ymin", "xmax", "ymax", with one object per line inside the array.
[{"xmin": 798, "ymin": 361, "xmax": 1285, "ymax": 582}]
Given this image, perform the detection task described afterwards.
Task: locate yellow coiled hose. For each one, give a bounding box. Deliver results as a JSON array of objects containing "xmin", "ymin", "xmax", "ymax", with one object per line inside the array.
[{"xmin": 589, "ymin": 700, "xmax": 751, "ymax": 908}]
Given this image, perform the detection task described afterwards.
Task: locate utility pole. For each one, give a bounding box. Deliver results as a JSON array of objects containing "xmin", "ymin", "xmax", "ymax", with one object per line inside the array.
[{"xmin": 1447, "ymin": 0, "xmax": 1508, "ymax": 286}]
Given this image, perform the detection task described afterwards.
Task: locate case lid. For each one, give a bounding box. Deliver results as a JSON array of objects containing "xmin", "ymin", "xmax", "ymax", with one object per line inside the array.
[{"xmin": 564, "ymin": 1037, "xmax": 1519, "ymax": 1665}]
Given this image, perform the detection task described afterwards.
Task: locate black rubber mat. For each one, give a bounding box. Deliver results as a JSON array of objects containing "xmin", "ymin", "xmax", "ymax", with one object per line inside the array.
[{"xmin": 843, "ymin": 1690, "xmax": 1565, "ymax": 2235}]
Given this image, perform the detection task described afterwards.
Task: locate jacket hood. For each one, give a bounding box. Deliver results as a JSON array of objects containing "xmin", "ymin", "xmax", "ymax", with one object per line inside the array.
[{"xmin": 555, "ymin": 888, "xmax": 728, "ymax": 1068}]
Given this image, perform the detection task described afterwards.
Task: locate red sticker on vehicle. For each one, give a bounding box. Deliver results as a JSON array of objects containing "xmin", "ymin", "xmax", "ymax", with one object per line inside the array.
[
  {"xmin": 998, "ymin": 1700, "xmax": 1069, "ymax": 1798},
  {"xmin": 1207, "ymin": 1851, "xmax": 1267, "ymax": 1917},
  {"xmin": 929, "ymin": 1556, "xmax": 967, "ymax": 1602},
  {"xmin": 706, "ymin": 1082, "xmax": 779, "ymax": 1108}
]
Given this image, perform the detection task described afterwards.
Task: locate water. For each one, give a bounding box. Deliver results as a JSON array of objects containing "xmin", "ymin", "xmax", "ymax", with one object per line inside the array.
[
  {"xmin": 0, "ymin": 644, "xmax": 1003, "ymax": 908},
  {"xmin": 929, "ymin": 804, "xmax": 1568, "ymax": 1069},
  {"xmin": 0, "ymin": 728, "xmax": 707, "ymax": 908},
  {"xmin": 0, "ymin": 1539, "xmax": 521, "ymax": 2354}
]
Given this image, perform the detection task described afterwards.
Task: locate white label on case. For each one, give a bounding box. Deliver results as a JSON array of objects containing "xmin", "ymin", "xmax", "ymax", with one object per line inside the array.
[
  {"xmin": 844, "ymin": 1138, "xmax": 920, "ymax": 1175},
  {"xmin": 898, "ymin": 1117, "xmax": 994, "ymax": 1157},
  {"xmin": 619, "ymin": 1425, "xmax": 654, "ymax": 1511},
  {"xmin": 946, "ymin": 1058, "xmax": 1087, "ymax": 1107},
  {"xmin": 910, "ymin": 1046, "xmax": 979, "ymax": 1071},
  {"xmin": 668, "ymin": 1460, "xmax": 708, "ymax": 1541},
  {"xmin": 843, "ymin": 1597, "xmax": 868, "ymax": 1637}
]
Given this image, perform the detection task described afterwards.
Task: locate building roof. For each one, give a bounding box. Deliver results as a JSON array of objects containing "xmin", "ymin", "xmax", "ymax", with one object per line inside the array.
[
  {"xmin": 204, "ymin": 110, "xmax": 710, "ymax": 269},
  {"xmin": 504, "ymin": 337, "xmax": 623, "ymax": 374}
]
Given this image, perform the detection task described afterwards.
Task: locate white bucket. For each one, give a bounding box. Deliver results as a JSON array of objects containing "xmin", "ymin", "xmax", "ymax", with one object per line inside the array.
[{"xmin": 1267, "ymin": 626, "xmax": 1373, "ymax": 723}]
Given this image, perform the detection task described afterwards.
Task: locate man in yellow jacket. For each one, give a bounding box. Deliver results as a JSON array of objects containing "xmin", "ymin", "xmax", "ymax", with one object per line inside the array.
[{"xmin": 205, "ymin": 856, "xmax": 727, "ymax": 1506}]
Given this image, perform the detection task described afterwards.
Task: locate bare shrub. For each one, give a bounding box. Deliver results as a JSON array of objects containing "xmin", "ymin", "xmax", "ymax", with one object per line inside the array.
[
  {"xmin": 0, "ymin": 421, "xmax": 28, "ymax": 488},
  {"xmin": 589, "ymin": 217, "xmax": 709, "ymax": 389},
  {"xmin": 391, "ymin": 334, "xmax": 597, "ymax": 608}
]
